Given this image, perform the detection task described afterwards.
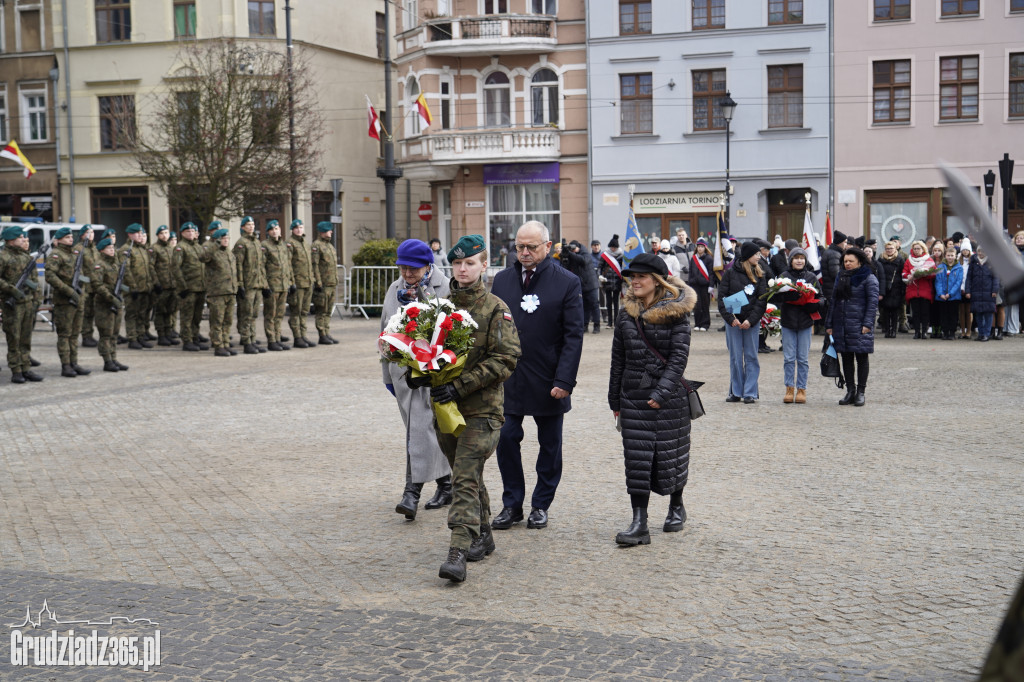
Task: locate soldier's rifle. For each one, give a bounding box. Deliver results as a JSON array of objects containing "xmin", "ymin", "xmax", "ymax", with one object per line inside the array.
[
  {"xmin": 111, "ymin": 243, "xmax": 132, "ymax": 312},
  {"xmin": 4, "ymin": 242, "xmax": 50, "ymax": 308},
  {"xmin": 71, "ymin": 240, "xmax": 90, "ymax": 295}
]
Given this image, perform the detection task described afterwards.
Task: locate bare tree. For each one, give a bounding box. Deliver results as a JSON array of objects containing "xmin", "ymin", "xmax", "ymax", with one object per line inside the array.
[{"xmin": 129, "ymin": 39, "xmax": 325, "ymax": 226}]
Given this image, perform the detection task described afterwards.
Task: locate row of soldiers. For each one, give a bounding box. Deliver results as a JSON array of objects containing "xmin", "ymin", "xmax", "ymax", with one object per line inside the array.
[{"xmin": 0, "ymin": 218, "xmax": 340, "ymax": 382}]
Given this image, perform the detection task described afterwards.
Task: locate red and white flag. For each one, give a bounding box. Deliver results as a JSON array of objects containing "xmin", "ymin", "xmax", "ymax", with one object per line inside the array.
[
  {"xmin": 366, "ymin": 95, "xmax": 381, "ymax": 141},
  {"xmin": 823, "ymin": 210, "xmax": 833, "ymax": 247},
  {"xmin": 600, "ymin": 251, "xmax": 622, "ymax": 278}
]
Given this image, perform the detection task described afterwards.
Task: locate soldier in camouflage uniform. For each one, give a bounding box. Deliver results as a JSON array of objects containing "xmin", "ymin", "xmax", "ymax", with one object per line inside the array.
[
  {"xmin": 44, "ymin": 227, "xmax": 91, "ymax": 378},
  {"xmin": 286, "ymin": 219, "xmax": 315, "ymax": 347},
  {"xmin": 150, "ymin": 225, "xmax": 179, "ymax": 346},
  {"xmin": 234, "ymin": 216, "xmax": 267, "ymax": 350},
  {"xmin": 0, "ymin": 226, "xmax": 44, "ymax": 383},
  {"xmin": 261, "ymin": 219, "xmax": 294, "ymax": 352},
  {"xmin": 118, "ymin": 224, "xmax": 155, "ymax": 349},
  {"xmin": 90, "ymin": 237, "xmax": 129, "ymax": 372},
  {"xmin": 78, "ymin": 225, "xmax": 99, "ymax": 348},
  {"xmin": 205, "ymin": 228, "xmax": 239, "ymax": 356},
  {"xmin": 167, "ymin": 231, "xmax": 181, "ymax": 340},
  {"xmin": 138, "ymin": 230, "xmax": 158, "ymax": 342},
  {"xmin": 173, "ymin": 223, "xmax": 210, "ymax": 351},
  {"xmin": 310, "ymin": 221, "xmax": 339, "ymax": 345},
  {"xmin": 428, "ymin": 235, "xmax": 521, "ymax": 583}
]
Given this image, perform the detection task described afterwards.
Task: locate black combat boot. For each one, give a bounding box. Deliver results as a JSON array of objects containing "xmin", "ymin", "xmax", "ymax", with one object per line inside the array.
[
  {"xmin": 137, "ymin": 337, "xmax": 154, "ymax": 349},
  {"xmin": 615, "ymin": 508, "xmax": 650, "ymax": 546},
  {"xmin": 168, "ymin": 330, "xmax": 181, "ymax": 340},
  {"xmin": 144, "ymin": 332, "xmax": 158, "ymax": 341},
  {"xmin": 439, "ymin": 547, "xmax": 468, "ymax": 582},
  {"xmin": 467, "ymin": 524, "xmax": 495, "ymax": 562},
  {"xmin": 293, "ymin": 337, "xmax": 309, "ymax": 348},
  {"xmin": 244, "ymin": 343, "xmax": 259, "ymax": 355},
  {"xmin": 279, "ymin": 342, "xmax": 291, "ymax": 350},
  {"xmin": 281, "ymin": 336, "xmax": 290, "ymax": 343},
  {"xmin": 319, "ymin": 334, "xmax": 331, "ymax": 345},
  {"xmin": 29, "ymin": 356, "xmax": 41, "ymax": 367},
  {"xmin": 197, "ymin": 334, "xmax": 210, "ymax": 343},
  {"xmin": 61, "ymin": 364, "xmax": 78, "ymax": 378},
  {"xmin": 268, "ymin": 341, "xmax": 283, "ymax": 351},
  {"xmin": 103, "ymin": 360, "xmax": 119, "ymax": 372},
  {"xmin": 424, "ymin": 476, "xmax": 453, "ymax": 510},
  {"xmin": 854, "ymin": 387, "xmax": 866, "ymax": 407},
  {"xmin": 183, "ymin": 342, "xmax": 201, "ymax": 351},
  {"xmin": 82, "ymin": 335, "xmax": 98, "ymax": 347},
  {"xmin": 128, "ymin": 340, "xmax": 143, "ymax": 349},
  {"xmin": 304, "ymin": 337, "xmax": 317, "ymax": 346},
  {"xmin": 72, "ymin": 364, "xmax": 91, "ymax": 375},
  {"xmin": 157, "ymin": 336, "xmax": 173, "ymax": 346},
  {"xmin": 214, "ymin": 348, "xmax": 231, "ymax": 357},
  {"xmin": 113, "ymin": 360, "xmax": 129, "ymax": 371},
  {"xmin": 23, "ymin": 370, "xmax": 43, "ymax": 382},
  {"xmin": 395, "ymin": 482, "xmax": 424, "ymax": 520},
  {"xmin": 11, "ymin": 372, "xmax": 26, "ymax": 384},
  {"xmin": 993, "ymin": 327, "xmax": 1004, "ymax": 340},
  {"xmin": 326, "ymin": 334, "xmax": 338, "ymax": 344},
  {"xmin": 838, "ymin": 386, "xmax": 857, "ymax": 405}
]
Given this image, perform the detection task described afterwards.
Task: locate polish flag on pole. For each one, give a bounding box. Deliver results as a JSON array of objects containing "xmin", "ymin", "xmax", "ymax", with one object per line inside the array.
[
  {"xmin": 801, "ymin": 203, "xmax": 822, "ymax": 274},
  {"xmin": 823, "ymin": 210, "xmax": 833, "ymax": 247},
  {"xmin": 366, "ymin": 95, "xmax": 381, "ymax": 141},
  {"xmin": 0, "ymin": 140, "xmax": 36, "ymax": 178},
  {"xmin": 415, "ymin": 92, "xmax": 433, "ymax": 131}
]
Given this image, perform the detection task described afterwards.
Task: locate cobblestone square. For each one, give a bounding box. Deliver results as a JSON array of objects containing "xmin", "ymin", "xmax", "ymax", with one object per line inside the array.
[{"xmin": 0, "ymin": 317, "xmax": 1021, "ymax": 679}]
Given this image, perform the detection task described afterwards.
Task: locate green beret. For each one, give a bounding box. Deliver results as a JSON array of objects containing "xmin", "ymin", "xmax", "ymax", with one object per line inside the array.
[
  {"xmin": 212, "ymin": 228, "xmax": 229, "ymax": 239},
  {"xmin": 266, "ymin": 219, "xmax": 280, "ymax": 232},
  {"xmin": 208, "ymin": 220, "xmax": 222, "ymax": 232},
  {"xmin": 241, "ymin": 216, "xmax": 254, "ymax": 226},
  {"xmin": 78, "ymin": 224, "xmax": 94, "ymax": 240},
  {"xmin": 290, "ymin": 219, "xmax": 303, "ymax": 229},
  {"xmin": 100, "ymin": 228, "xmax": 116, "ymax": 240},
  {"xmin": 2, "ymin": 226, "xmax": 25, "ymax": 241},
  {"xmin": 126, "ymin": 223, "xmax": 143, "ymax": 234},
  {"xmin": 181, "ymin": 222, "xmax": 197, "ymax": 232},
  {"xmin": 156, "ymin": 225, "xmax": 168, "ymax": 235},
  {"xmin": 54, "ymin": 227, "xmax": 73, "ymax": 239},
  {"xmin": 169, "ymin": 231, "xmax": 177, "ymax": 239},
  {"xmin": 316, "ymin": 221, "xmax": 333, "ymax": 233},
  {"xmin": 448, "ymin": 234, "xmax": 486, "ymax": 263},
  {"xmin": 96, "ymin": 238, "xmax": 114, "ymax": 250}
]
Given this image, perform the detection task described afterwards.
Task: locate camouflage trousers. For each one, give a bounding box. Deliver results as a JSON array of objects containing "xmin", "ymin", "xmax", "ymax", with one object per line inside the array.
[
  {"xmin": 94, "ymin": 305, "xmax": 123, "ymax": 362},
  {"xmin": 81, "ymin": 289, "xmax": 95, "ymax": 337},
  {"xmin": 124, "ymin": 290, "xmax": 150, "ymax": 339},
  {"xmin": 237, "ymin": 289, "xmax": 262, "ymax": 344},
  {"xmin": 179, "ymin": 291, "xmax": 205, "ymax": 344},
  {"xmin": 2, "ymin": 300, "xmax": 35, "ymax": 373},
  {"xmin": 153, "ymin": 288, "xmax": 177, "ymax": 337},
  {"xmin": 263, "ymin": 290, "xmax": 287, "ymax": 342},
  {"xmin": 435, "ymin": 416, "xmax": 502, "ymax": 551},
  {"xmin": 288, "ymin": 286, "xmax": 312, "ymax": 339},
  {"xmin": 53, "ymin": 301, "xmax": 84, "ymax": 365},
  {"xmin": 208, "ymin": 294, "xmax": 234, "ymax": 349},
  {"xmin": 313, "ymin": 286, "xmax": 336, "ymax": 336}
]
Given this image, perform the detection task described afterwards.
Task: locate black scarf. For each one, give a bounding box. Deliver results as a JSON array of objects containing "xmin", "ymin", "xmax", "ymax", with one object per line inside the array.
[{"xmin": 834, "ymin": 265, "xmax": 869, "ymax": 300}]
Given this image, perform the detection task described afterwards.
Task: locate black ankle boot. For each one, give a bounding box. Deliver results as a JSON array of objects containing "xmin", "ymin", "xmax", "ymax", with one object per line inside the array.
[
  {"xmin": 664, "ymin": 500, "xmax": 687, "ymax": 532},
  {"xmin": 395, "ymin": 482, "xmax": 424, "ymax": 520},
  {"xmin": 424, "ymin": 476, "xmax": 453, "ymax": 510},
  {"xmin": 467, "ymin": 524, "xmax": 495, "ymax": 562},
  {"xmin": 838, "ymin": 386, "xmax": 856, "ymax": 405},
  {"xmin": 439, "ymin": 546, "xmax": 468, "ymax": 582},
  {"xmin": 854, "ymin": 388, "xmax": 866, "ymax": 407},
  {"xmin": 615, "ymin": 508, "xmax": 650, "ymax": 546}
]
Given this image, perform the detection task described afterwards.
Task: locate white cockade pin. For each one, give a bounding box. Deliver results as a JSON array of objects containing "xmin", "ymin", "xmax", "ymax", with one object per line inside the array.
[{"xmin": 521, "ymin": 294, "xmax": 540, "ymax": 313}]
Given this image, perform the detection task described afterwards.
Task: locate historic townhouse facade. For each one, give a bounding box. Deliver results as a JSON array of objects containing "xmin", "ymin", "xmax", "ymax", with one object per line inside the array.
[
  {"xmin": 833, "ymin": 0, "xmax": 1024, "ymax": 241},
  {"xmin": 588, "ymin": 0, "xmax": 830, "ymax": 246},
  {"xmin": 394, "ymin": 0, "xmax": 588, "ymax": 266},
  {"xmin": 51, "ymin": 0, "xmax": 416, "ymax": 263}
]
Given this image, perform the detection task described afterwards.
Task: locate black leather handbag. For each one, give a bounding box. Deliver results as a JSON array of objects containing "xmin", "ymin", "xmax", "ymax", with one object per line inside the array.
[
  {"xmin": 820, "ymin": 335, "xmax": 845, "ymax": 388},
  {"xmin": 633, "ymin": 319, "xmax": 704, "ymax": 419}
]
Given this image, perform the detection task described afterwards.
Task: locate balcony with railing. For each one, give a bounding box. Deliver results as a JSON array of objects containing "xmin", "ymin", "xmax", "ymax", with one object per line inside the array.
[
  {"xmin": 399, "ymin": 127, "xmax": 561, "ymax": 180},
  {"xmin": 399, "ymin": 14, "xmax": 557, "ymax": 57}
]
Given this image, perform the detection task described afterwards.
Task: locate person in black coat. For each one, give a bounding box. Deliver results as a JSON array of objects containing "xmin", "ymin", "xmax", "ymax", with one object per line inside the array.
[
  {"xmin": 490, "ymin": 221, "xmax": 585, "ymax": 530},
  {"xmin": 561, "ymin": 240, "xmax": 602, "ymax": 334},
  {"xmin": 820, "ymin": 231, "xmax": 849, "ymax": 324},
  {"xmin": 825, "ymin": 246, "xmax": 878, "ymax": 407},
  {"xmin": 775, "ymin": 247, "xmax": 821, "ymax": 404},
  {"xmin": 600, "ymin": 235, "xmax": 624, "ymax": 328},
  {"xmin": 965, "ymin": 248, "xmax": 1000, "ymax": 341},
  {"xmin": 685, "ymin": 238, "xmax": 714, "ymax": 330},
  {"xmin": 608, "ymin": 253, "xmax": 696, "ymax": 546},
  {"xmin": 877, "ymin": 241, "xmax": 906, "ymax": 338},
  {"xmin": 717, "ymin": 241, "xmax": 768, "ymax": 403}
]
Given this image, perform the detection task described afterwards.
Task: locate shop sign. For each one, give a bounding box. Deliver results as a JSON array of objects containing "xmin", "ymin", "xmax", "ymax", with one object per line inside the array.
[
  {"xmin": 633, "ymin": 192, "xmax": 725, "ymax": 214},
  {"xmin": 482, "ymin": 162, "xmax": 560, "ymax": 186}
]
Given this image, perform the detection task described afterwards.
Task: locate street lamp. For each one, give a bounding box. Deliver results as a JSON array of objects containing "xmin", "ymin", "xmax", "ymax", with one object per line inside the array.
[
  {"xmin": 49, "ymin": 57, "xmax": 62, "ymax": 222},
  {"xmin": 998, "ymin": 153, "xmax": 1015, "ymax": 233},
  {"xmin": 719, "ymin": 91, "xmax": 737, "ymax": 231},
  {"xmin": 984, "ymin": 169, "xmax": 996, "ymax": 217}
]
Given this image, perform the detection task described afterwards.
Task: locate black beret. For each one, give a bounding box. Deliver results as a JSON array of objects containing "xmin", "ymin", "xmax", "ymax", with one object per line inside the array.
[{"xmin": 621, "ymin": 252, "xmax": 668, "ymax": 278}]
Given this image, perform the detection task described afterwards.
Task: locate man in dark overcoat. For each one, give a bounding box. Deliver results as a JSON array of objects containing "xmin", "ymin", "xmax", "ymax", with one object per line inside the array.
[{"xmin": 490, "ymin": 221, "xmax": 585, "ymax": 530}]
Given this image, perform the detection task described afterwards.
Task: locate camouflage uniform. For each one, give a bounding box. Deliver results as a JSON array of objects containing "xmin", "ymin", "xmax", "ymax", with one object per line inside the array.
[
  {"xmin": 433, "ymin": 276, "xmax": 521, "ymax": 551},
  {"xmin": 234, "ymin": 232, "xmax": 267, "ymax": 346},
  {"xmin": 117, "ymin": 242, "xmax": 155, "ymax": 343},
  {"xmin": 79, "ymin": 239, "xmax": 97, "ymax": 342},
  {"xmin": 91, "ymin": 252, "xmax": 124, "ymax": 366},
  {"xmin": 0, "ymin": 243, "xmax": 40, "ymax": 374},
  {"xmin": 262, "ymin": 235, "xmax": 293, "ymax": 344},
  {"xmin": 310, "ymin": 235, "xmax": 339, "ymax": 340},
  {"xmin": 286, "ymin": 232, "xmax": 313, "ymax": 342},
  {"xmin": 44, "ymin": 243, "xmax": 85, "ymax": 368},
  {"xmin": 204, "ymin": 241, "xmax": 238, "ymax": 350},
  {"xmin": 174, "ymin": 238, "xmax": 207, "ymax": 345},
  {"xmin": 150, "ymin": 239, "xmax": 178, "ymax": 341}
]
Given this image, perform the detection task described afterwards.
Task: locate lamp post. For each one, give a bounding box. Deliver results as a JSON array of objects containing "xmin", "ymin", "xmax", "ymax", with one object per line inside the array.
[
  {"xmin": 719, "ymin": 91, "xmax": 737, "ymax": 231},
  {"xmin": 998, "ymin": 153, "xmax": 1015, "ymax": 233},
  {"xmin": 984, "ymin": 169, "xmax": 996, "ymax": 217},
  {"xmin": 49, "ymin": 57, "xmax": 61, "ymax": 222}
]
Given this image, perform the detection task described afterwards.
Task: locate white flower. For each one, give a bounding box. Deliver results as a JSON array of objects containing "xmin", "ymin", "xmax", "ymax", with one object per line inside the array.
[
  {"xmin": 456, "ymin": 309, "xmax": 478, "ymax": 329},
  {"xmin": 401, "ymin": 301, "xmax": 426, "ymax": 314},
  {"xmin": 743, "ymin": 284, "xmax": 755, "ymax": 296},
  {"xmin": 383, "ymin": 311, "xmax": 403, "ymax": 333},
  {"xmin": 433, "ymin": 297, "xmax": 456, "ymax": 311},
  {"xmin": 521, "ymin": 294, "xmax": 540, "ymax": 313}
]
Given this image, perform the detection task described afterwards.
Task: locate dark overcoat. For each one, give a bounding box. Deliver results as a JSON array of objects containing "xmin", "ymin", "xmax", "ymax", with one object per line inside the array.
[
  {"xmin": 965, "ymin": 256, "xmax": 1000, "ymax": 314},
  {"xmin": 492, "ymin": 256, "xmax": 584, "ymax": 415},
  {"xmin": 608, "ymin": 277, "xmax": 697, "ymax": 496},
  {"xmin": 826, "ymin": 266, "xmax": 878, "ymax": 354},
  {"xmin": 878, "ymin": 255, "xmax": 905, "ymax": 309}
]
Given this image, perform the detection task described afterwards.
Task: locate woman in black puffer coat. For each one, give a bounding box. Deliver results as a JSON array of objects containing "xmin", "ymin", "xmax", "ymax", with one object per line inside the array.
[
  {"xmin": 877, "ymin": 241, "xmax": 905, "ymax": 338},
  {"xmin": 609, "ymin": 253, "xmax": 697, "ymax": 547},
  {"xmin": 825, "ymin": 247, "xmax": 878, "ymax": 407}
]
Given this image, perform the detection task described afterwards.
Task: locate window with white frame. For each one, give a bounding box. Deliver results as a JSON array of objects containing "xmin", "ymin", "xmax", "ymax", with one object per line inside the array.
[
  {"xmin": 484, "ymin": 72, "xmax": 511, "ymax": 128},
  {"xmin": 531, "ymin": 69, "xmax": 559, "ymax": 126},
  {"xmin": 439, "ymin": 79, "xmax": 453, "ymax": 129},
  {"xmin": 532, "ymin": 0, "xmax": 557, "ymax": 14},
  {"xmin": 0, "ymin": 89, "xmax": 7, "ymax": 142},
  {"xmin": 20, "ymin": 85, "xmax": 47, "ymax": 142},
  {"xmin": 403, "ymin": 0, "xmax": 417, "ymax": 30},
  {"xmin": 406, "ymin": 77, "xmax": 421, "ymax": 137}
]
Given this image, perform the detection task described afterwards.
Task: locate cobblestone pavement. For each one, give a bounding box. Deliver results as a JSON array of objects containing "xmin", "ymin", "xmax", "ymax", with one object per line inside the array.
[{"xmin": 1, "ymin": 315, "xmax": 1021, "ymax": 679}]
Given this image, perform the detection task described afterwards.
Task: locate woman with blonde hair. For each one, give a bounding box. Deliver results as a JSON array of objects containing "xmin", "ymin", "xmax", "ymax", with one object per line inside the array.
[
  {"xmin": 878, "ymin": 240, "xmax": 905, "ymax": 338},
  {"xmin": 609, "ymin": 253, "xmax": 697, "ymax": 545},
  {"xmin": 901, "ymin": 240, "xmax": 936, "ymax": 339},
  {"xmin": 717, "ymin": 242, "xmax": 768, "ymax": 403},
  {"xmin": 958, "ymin": 239, "xmax": 974, "ymax": 338}
]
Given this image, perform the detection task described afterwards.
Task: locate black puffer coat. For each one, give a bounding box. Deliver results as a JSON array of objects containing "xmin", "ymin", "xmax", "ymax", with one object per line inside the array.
[
  {"xmin": 878, "ymin": 254, "xmax": 905, "ymax": 308},
  {"xmin": 609, "ymin": 277, "xmax": 697, "ymax": 496}
]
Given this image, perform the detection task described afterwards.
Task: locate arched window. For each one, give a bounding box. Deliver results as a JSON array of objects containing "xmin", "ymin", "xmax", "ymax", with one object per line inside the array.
[
  {"xmin": 531, "ymin": 68, "xmax": 559, "ymax": 126},
  {"xmin": 484, "ymin": 72, "xmax": 511, "ymax": 128},
  {"xmin": 406, "ymin": 77, "xmax": 421, "ymax": 136}
]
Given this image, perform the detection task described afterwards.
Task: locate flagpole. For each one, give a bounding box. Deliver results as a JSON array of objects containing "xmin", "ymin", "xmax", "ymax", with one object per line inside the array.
[{"xmin": 376, "ymin": 0, "xmax": 403, "ymax": 240}]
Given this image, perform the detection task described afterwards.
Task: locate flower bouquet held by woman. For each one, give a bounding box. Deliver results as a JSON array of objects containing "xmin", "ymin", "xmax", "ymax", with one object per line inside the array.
[{"xmin": 379, "ymin": 294, "xmax": 478, "ymax": 436}]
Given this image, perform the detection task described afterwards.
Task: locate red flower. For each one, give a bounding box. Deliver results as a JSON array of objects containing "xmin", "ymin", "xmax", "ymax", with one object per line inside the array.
[
  {"xmin": 404, "ymin": 321, "xmax": 417, "ymax": 333},
  {"xmin": 450, "ymin": 312, "xmax": 463, "ymax": 322},
  {"xmin": 407, "ymin": 307, "xmax": 420, "ymax": 319},
  {"xmin": 440, "ymin": 317, "xmax": 454, "ymax": 331}
]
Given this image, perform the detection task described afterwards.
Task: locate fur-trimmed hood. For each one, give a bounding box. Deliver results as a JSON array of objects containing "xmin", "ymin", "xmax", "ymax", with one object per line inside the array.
[{"xmin": 622, "ymin": 275, "xmax": 697, "ymax": 323}]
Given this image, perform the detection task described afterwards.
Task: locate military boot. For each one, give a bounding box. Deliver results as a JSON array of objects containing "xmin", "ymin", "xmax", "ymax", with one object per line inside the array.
[
  {"xmin": 467, "ymin": 524, "xmax": 495, "ymax": 562},
  {"xmin": 424, "ymin": 476, "xmax": 453, "ymax": 509},
  {"xmin": 293, "ymin": 337, "xmax": 309, "ymax": 348},
  {"xmin": 214, "ymin": 348, "xmax": 232, "ymax": 357},
  {"xmin": 11, "ymin": 372, "xmax": 26, "ymax": 384},
  {"xmin": 72, "ymin": 364, "xmax": 91, "ymax": 376},
  {"xmin": 615, "ymin": 508, "xmax": 650, "ymax": 546},
  {"xmin": 304, "ymin": 336, "xmax": 317, "ymax": 346},
  {"xmin": 61, "ymin": 364, "xmax": 78, "ymax": 378},
  {"xmin": 319, "ymin": 334, "xmax": 331, "ymax": 345},
  {"xmin": 113, "ymin": 360, "xmax": 129, "ymax": 371},
  {"xmin": 81, "ymin": 335, "xmax": 98, "ymax": 347},
  {"xmin": 268, "ymin": 341, "xmax": 283, "ymax": 351},
  {"xmin": 438, "ymin": 547, "xmax": 468, "ymax": 582},
  {"xmin": 279, "ymin": 342, "xmax": 291, "ymax": 350},
  {"xmin": 183, "ymin": 342, "xmax": 201, "ymax": 351},
  {"xmin": 244, "ymin": 343, "xmax": 260, "ymax": 355},
  {"xmin": 157, "ymin": 336, "xmax": 173, "ymax": 346},
  {"xmin": 23, "ymin": 370, "xmax": 43, "ymax": 382},
  {"xmin": 103, "ymin": 360, "xmax": 120, "ymax": 372},
  {"xmin": 128, "ymin": 340, "xmax": 143, "ymax": 349},
  {"xmin": 137, "ymin": 337, "xmax": 154, "ymax": 349},
  {"xmin": 395, "ymin": 482, "xmax": 424, "ymax": 520}
]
